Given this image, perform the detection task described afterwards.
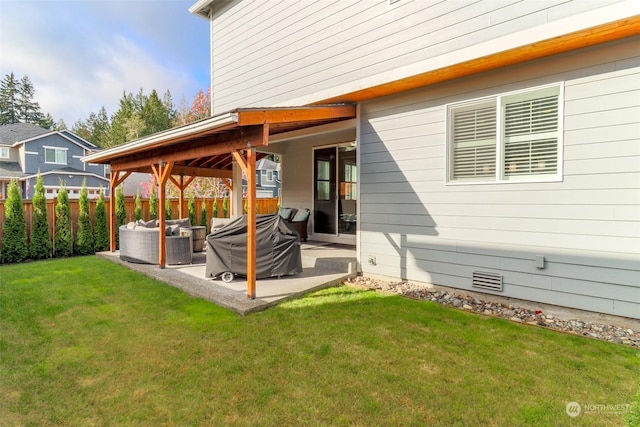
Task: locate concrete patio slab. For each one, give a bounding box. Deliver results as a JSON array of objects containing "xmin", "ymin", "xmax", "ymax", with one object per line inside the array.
[{"xmin": 97, "ymin": 241, "xmax": 357, "ymax": 315}]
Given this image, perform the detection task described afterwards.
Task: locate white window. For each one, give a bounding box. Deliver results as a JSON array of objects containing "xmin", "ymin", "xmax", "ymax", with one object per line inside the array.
[
  {"xmin": 267, "ymin": 170, "xmax": 274, "ymax": 181},
  {"xmin": 0, "ymin": 147, "xmax": 9, "ymax": 159},
  {"xmin": 447, "ymin": 85, "xmax": 562, "ymax": 183},
  {"xmin": 44, "ymin": 147, "xmax": 67, "ymax": 164}
]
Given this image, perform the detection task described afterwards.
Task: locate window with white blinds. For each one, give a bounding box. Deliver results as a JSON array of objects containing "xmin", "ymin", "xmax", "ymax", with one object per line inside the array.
[{"xmin": 448, "ymin": 85, "xmax": 561, "ymax": 183}]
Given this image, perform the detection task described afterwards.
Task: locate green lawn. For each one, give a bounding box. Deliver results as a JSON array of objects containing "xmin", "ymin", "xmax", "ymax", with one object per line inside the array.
[{"xmin": 1, "ymin": 257, "xmax": 638, "ymax": 426}]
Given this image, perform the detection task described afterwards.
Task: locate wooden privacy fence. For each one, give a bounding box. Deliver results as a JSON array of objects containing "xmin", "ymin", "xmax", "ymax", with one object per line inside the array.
[{"xmin": 0, "ymin": 197, "xmax": 279, "ymax": 244}]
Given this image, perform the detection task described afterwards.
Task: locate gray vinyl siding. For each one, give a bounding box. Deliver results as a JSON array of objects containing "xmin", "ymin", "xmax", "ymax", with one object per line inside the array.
[
  {"xmin": 24, "ymin": 134, "xmax": 85, "ymax": 174},
  {"xmin": 209, "ymin": 0, "xmax": 622, "ymax": 114},
  {"xmin": 358, "ymin": 36, "xmax": 640, "ymax": 318}
]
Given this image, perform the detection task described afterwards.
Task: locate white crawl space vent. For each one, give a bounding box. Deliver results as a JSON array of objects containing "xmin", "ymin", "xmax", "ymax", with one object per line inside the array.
[{"xmin": 472, "ymin": 271, "xmax": 503, "ymax": 292}]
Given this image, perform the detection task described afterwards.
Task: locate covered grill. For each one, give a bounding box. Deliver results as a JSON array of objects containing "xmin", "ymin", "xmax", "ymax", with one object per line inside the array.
[{"xmin": 205, "ymin": 214, "xmax": 302, "ymax": 282}]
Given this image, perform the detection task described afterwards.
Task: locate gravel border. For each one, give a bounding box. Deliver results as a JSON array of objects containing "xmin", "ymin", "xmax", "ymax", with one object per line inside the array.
[{"xmin": 347, "ymin": 276, "xmax": 640, "ymax": 348}]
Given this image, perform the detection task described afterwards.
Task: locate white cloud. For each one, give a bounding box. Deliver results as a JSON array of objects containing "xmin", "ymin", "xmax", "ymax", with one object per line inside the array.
[{"xmin": 0, "ymin": 0, "xmax": 209, "ymax": 126}]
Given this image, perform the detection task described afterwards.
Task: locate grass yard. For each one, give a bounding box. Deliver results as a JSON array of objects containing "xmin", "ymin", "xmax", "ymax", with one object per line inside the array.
[{"xmin": 1, "ymin": 257, "xmax": 638, "ymax": 426}]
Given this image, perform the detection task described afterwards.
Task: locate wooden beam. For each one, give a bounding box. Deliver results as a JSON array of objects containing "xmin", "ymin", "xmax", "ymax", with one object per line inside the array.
[
  {"xmin": 236, "ymin": 105, "xmax": 356, "ymax": 126},
  {"xmin": 110, "ymin": 126, "xmax": 266, "ymax": 172},
  {"xmin": 231, "ymin": 150, "xmax": 248, "ymax": 176}
]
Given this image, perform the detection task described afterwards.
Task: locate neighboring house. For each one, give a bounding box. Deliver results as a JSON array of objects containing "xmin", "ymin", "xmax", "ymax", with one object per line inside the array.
[
  {"xmin": 241, "ymin": 158, "xmax": 281, "ymax": 198},
  {"xmin": 0, "ymin": 123, "xmax": 108, "ymax": 199},
  {"xmin": 189, "ymin": 1, "xmax": 640, "ymax": 318}
]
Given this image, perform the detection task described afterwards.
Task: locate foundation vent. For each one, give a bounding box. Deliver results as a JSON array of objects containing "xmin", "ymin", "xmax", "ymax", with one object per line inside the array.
[{"xmin": 472, "ymin": 271, "xmax": 503, "ymax": 292}]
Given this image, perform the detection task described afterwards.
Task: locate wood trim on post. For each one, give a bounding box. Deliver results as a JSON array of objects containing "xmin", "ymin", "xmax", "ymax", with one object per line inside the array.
[{"xmin": 246, "ymin": 146, "xmax": 257, "ymax": 299}]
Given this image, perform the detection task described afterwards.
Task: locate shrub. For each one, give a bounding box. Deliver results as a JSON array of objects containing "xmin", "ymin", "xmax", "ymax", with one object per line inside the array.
[
  {"xmin": 75, "ymin": 180, "xmax": 94, "ymax": 255},
  {"xmin": 212, "ymin": 198, "xmax": 218, "ymax": 218},
  {"xmin": 149, "ymin": 186, "xmax": 158, "ymax": 220},
  {"xmin": 29, "ymin": 172, "xmax": 52, "ymax": 260},
  {"xmin": 134, "ymin": 191, "xmax": 142, "ymax": 221},
  {"xmin": 1, "ymin": 179, "xmax": 28, "ymax": 263},
  {"xmin": 188, "ymin": 193, "xmax": 196, "ymax": 225},
  {"xmin": 165, "ymin": 198, "xmax": 172, "ymax": 220},
  {"xmin": 115, "ymin": 186, "xmax": 126, "ymax": 249},
  {"xmin": 200, "ymin": 201, "xmax": 208, "ymax": 233},
  {"xmin": 94, "ymin": 189, "xmax": 109, "ymax": 252},
  {"xmin": 222, "ymin": 197, "xmax": 228, "ymax": 218},
  {"xmin": 54, "ymin": 182, "xmax": 73, "ymax": 257}
]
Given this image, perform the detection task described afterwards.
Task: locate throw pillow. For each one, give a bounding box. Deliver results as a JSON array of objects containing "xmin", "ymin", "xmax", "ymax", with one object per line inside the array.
[
  {"xmin": 279, "ymin": 208, "xmax": 293, "ymax": 220},
  {"xmin": 292, "ymin": 209, "xmax": 309, "ymax": 222}
]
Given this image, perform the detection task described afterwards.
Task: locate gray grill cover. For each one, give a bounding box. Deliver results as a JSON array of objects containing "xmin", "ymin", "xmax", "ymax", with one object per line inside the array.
[{"xmin": 205, "ymin": 214, "xmax": 302, "ymax": 279}]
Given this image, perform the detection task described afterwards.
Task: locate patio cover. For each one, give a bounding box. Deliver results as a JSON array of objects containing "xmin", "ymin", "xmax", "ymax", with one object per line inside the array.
[{"xmin": 82, "ymin": 104, "xmax": 356, "ymax": 298}]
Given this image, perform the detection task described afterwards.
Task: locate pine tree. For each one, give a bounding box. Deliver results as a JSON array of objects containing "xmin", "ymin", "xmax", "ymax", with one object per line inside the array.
[
  {"xmin": 188, "ymin": 193, "xmax": 196, "ymax": 225},
  {"xmin": 1, "ymin": 179, "xmax": 28, "ymax": 263},
  {"xmin": 54, "ymin": 182, "xmax": 73, "ymax": 257},
  {"xmin": 0, "ymin": 72, "xmax": 19, "ymax": 125},
  {"xmin": 134, "ymin": 191, "xmax": 142, "ymax": 221},
  {"xmin": 75, "ymin": 180, "xmax": 94, "ymax": 255},
  {"xmin": 16, "ymin": 75, "xmax": 43, "ymax": 124},
  {"xmin": 115, "ymin": 186, "xmax": 126, "ymax": 249},
  {"xmin": 29, "ymin": 172, "xmax": 52, "ymax": 260},
  {"xmin": 94, "ymin": 189, "xmax": 109, "ymax": 252}
]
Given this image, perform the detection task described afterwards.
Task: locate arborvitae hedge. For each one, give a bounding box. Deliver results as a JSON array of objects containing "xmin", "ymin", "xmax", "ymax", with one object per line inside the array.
[
  {"xmin": 94, "ymin": 189, "xmax": 109, "ymax": 252},
  {"xmin": 134, "ymin": 192, "xmax": 142, "ymax": 221},
  {"xmin": 29, "ymin": 172, "xmax": 52, "ymax": 260},
  {"xmin": 149, "ymin": 187, "xmax": 158, "ymax": 220},
  {"xmin": 165, "ymin": 198, "xmax": 172, "ymax": 220},
  {"xmin": 188, "ymin": 193, "xmax": 196, "ymax": 225},
  {"xmin": 75, "ymin": 180, "xmax": 95, "ymax": 255},
  {"xmin": 1, "ymin": 179, "xmax": 28, "ymax": 263},
  {"xmin": 200, "ymin": 202, "xmax": 208, "ymax": 233},
  {"xmin": 54, "ymin": 183, "xmax": 73, "ymax": 257},
  {"xmin": 115, "ymin": 186, "xmax": 126, "ymax": 249}
]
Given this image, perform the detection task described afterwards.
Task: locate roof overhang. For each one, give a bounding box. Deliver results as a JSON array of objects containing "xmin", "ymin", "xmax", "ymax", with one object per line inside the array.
[{"xmin": 82, "ymin": 105, "xmax": 356, "ymax": 176}]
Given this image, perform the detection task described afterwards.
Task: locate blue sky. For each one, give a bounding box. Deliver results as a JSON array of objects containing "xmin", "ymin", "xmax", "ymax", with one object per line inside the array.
[{"xmin": 0, "ymin": 0, "xmax": 210, "ymax": 127}]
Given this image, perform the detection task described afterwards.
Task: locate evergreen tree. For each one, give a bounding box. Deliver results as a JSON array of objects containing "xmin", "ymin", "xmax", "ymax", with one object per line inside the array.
[
  {"xmin": 0, "ymin": 72, "xmax": 19, "ymax": 125},
  {"xmin": 75, "ymin": 180, "xmax": 94, "ymax": 255},
  {"xmin": 115, "ymin": 186, "xmax": 126, "ymax": 248},
  {"xmin": 222, "ymin": 197, "xmax": 228, "ymax": 218},
  {"xmin": 165, "ymin": 198, "xmax": 172, "ymax": 220},
  {"xmin": 55, "ymin": 119, "xmax": 67, "ymax": 131},
  {"xmin": 94, "ymin": 189, "xmax": 109, "ymax": 252},
  {"xmin": 134, "ymin": 191, "xmax": 142, "ymax": 221},
  {"xmin": 188, "ymin": 193, "xmax": 196, "ymax": 225},
  {"xmin": 29, "ymin": 172, "xmax": 52, "ymax": 260},
  {"xmin": 1, "ymin": 179, "xmax": 28, "ymax": 263},
  {"xmin": 200, "ymin": 202, "xmax": 208, "ymax": 233},
  {"xmin": 143, "ymin": 89, "xmax": 171, "ymax": 135},
  {"xmin": 212, "ymin": 198, "xmax": 218, "ymax": 218},
  {"xmin": 16, "ymin": 75, "xmax": 43, "ymax": 124},
  {"xmin": 149, "ymin": 186, "xmax": 158, "ymax": 220},
  {"xmin": 54, "ymin": 182, "xmax": 73, "ymax": 257},
  {"xmin": 39, "ymin": 113, "xmax": 55, "ymax": 130}
]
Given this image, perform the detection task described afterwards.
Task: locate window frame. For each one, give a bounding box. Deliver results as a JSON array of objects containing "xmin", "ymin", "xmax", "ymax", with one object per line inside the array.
[
  {"xmin": 44, "ymin": 146, "xmax": 68, "ymax": 165},
  {"xmin": 446, "ymin": 83, "xmax": 563, "ymax": 185},
  {"xmin": 0, "ymin": 147, "xmax": 9, "ymax": 159}
]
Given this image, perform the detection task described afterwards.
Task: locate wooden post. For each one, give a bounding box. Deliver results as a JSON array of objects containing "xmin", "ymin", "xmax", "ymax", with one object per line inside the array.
[
  {"xmin": 109, "ymin": 171, "xmax": 131, "ymax": 252},
  {"xmin": 178, "ymin": 175, "xmax": 184, "ymax": 218},
  {"xmin": 152, "ymin": 162, "xmax": 174, "ymax": 268},
  {"xmin": 246, "ymin": 147, "xmax": 257, "ymax": 299}
]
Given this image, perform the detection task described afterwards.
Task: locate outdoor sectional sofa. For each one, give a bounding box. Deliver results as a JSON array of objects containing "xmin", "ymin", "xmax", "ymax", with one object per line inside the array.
[{"xmin": 119, "ymin": 218, "xmax": 193, "ymax": 265}]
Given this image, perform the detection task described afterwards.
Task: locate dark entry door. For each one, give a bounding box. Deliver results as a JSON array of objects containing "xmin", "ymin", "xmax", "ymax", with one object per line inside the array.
[{"xmin": 314, "ymin": 147, "xmax": 336, "ymax": 234}]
